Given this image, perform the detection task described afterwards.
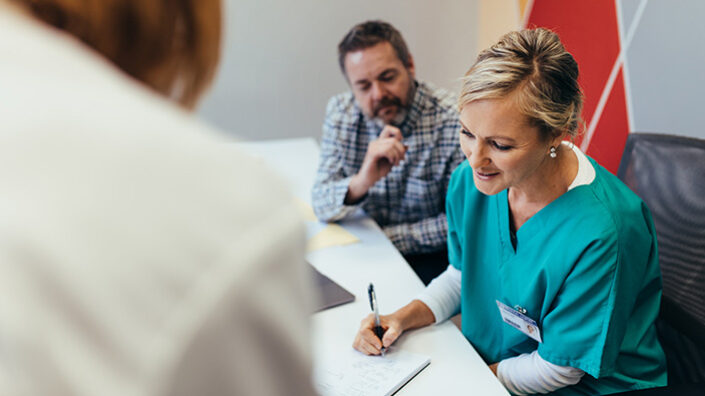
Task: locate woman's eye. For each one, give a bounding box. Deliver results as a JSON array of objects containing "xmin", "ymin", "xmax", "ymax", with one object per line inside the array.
[
  {"xmin": 492, "ymin": 141, "xmax": 512, "ymax": 151},
  {"xmin": 461, "ymin": 129, "xmax": 474, "ymax": 138}
]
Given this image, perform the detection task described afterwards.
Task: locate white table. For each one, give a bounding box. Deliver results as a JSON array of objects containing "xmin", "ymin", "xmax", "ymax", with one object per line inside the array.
[{"xmin": 240, "ymin": 137, "xmax": 509, "ymax": 396}]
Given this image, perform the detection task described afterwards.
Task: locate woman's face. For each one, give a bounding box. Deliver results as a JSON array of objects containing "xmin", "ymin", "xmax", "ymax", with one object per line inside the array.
[{"xmin": 458, "ymin": 95, "xmax": 557, "ymax": 196}]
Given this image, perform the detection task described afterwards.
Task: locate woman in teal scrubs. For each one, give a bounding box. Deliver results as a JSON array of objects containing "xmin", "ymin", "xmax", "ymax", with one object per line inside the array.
[{"xmin": 353, "ymin": 28, "xmax": 667, "ymax": 395}]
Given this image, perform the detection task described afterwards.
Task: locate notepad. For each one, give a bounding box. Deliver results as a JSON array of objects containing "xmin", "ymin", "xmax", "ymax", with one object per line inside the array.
[{"xmin": 314, "ymin": 348, "xmax": 431, "ymax": 396}]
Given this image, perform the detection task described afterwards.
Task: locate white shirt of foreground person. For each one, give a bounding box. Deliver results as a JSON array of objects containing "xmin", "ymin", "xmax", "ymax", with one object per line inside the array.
[{"xmin": 0, "ymin": 7, "xmax": 316, "ymax": 396}]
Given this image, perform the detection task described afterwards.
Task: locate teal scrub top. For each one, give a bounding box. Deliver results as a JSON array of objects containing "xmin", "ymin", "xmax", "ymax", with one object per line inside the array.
[{"xmin": 446, "ymin": 159, "xmax": 667, "ymax": 395}]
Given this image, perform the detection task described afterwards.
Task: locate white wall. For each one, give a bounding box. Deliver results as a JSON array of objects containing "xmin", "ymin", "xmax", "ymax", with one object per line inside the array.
[
  {"xmin": 620, "ymin": 0, "xmax": 705, "ymax": 140},
  {"xmin": 198, "ymin": 0, "xmax": 479, "ymax": 141}
]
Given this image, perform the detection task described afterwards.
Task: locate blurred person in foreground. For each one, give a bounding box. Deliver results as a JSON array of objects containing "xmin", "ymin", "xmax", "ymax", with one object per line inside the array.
[
  {"xmin": 353, "ymin": 28, "xmax": 667, "ymax": 395},
  {"xmin": 312, "ymin": 20, "xmax": 465, "ymax": 285},
  {"xmin": 0, "ymin": 1, "xmax": 316, "ymax": 395}
]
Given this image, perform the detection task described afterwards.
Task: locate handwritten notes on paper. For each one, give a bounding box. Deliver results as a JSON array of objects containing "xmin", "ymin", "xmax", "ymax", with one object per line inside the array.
[
  {"xmin": 295, "ymin": 198, "xmax": 360, "ymax": 252},
  {"xmin": 314, "ymin": 349, "xmax": 431, "ymax": 396}
]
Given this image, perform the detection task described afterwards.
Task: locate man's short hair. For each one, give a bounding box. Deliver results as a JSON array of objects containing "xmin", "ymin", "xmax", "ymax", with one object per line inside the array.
[{"xmin": 338, "ymin": 20, "xmax": 412, "ymax": 76}]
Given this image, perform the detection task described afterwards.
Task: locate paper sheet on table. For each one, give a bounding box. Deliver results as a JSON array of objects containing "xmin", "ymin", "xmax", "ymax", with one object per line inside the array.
[
  {"xmin": 314, "ymin": 348, "xmax": 430, "ymax": 396},
  {"xmin": 294, "ymin": 198, "xmax": 359, "ymax": 251},
  {"xmin": 306, "ymin": 221, "xmax": 328, "ymax": 240},
  {"xmin": 295, "ymin": 198, "xmax": 318, "ymax": 221},
  {"xmin": 307, "ymin": 223, "xmax": 359, "ymax": 252}
]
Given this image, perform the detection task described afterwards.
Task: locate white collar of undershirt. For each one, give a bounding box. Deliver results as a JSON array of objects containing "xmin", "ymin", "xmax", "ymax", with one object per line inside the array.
[{"xmin": 564, "ymin": 140, "xmax": 596, "ymax": 191}]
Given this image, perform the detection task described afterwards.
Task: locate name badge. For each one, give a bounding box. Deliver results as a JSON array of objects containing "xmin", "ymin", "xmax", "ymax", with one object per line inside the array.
[{"xmin": 496, "ymin": 300, "xmax": 543, "ymax": 343}]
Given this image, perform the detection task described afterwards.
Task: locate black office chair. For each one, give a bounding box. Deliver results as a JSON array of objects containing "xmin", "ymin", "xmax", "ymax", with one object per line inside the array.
[{"xmin": 612, "ymin": 133, "xmax": 705, "ymax": 396}]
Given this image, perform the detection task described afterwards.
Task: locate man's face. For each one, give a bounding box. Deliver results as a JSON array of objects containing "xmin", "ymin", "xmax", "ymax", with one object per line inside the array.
[{"xmin": 344, "ymin": 41, "xmax": 415, "ymax": 124}]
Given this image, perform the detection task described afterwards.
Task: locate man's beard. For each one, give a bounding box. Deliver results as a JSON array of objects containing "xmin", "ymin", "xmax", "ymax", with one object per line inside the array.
[
  {"xmin": 372, "ymin": 96, "xmax": 404, "ymax": 117},
  {"xmin": 371, "ymin": 79, "xmax": 416, "ymax": 125}
]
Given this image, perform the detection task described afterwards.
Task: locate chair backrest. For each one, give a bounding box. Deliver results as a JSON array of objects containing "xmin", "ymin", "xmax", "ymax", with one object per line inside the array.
[{"xmin": 617, "ymin": 133, "xmax": 705, "ymax": 384}]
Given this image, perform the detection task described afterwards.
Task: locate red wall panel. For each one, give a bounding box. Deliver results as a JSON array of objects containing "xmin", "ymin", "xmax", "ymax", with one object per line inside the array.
[
  {"xmin": 583, "ymin": 68, "xmax": 630, "ymax": 174},
  {"xmin": 526, "ymin": 0, "xmax": 625, "ymax": 161}
]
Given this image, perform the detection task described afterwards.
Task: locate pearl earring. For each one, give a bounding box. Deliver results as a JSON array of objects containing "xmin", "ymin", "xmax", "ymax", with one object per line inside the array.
[{"xmin": 550, "ymin": 146, "xmax": 557, "ymax": 158}]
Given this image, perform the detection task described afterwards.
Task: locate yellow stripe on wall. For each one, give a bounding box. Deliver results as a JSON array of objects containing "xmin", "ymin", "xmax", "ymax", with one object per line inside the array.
[{"xmin": 519, "ymin": 0, "xmax": 530, "ymax": 21}]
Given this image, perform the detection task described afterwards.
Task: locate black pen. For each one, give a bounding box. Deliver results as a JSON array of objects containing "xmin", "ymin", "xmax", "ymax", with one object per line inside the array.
[{"xmin": 367, "ymin": 283, "xmax": 386, "ymax": 356}]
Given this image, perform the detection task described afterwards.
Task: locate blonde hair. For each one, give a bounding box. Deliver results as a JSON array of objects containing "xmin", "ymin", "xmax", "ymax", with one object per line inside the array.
[
  {"xmin": 459, "ymin": 28, "xmax": 583, "ymax": 140},
  {"xmin": 14, "ymin": 0, "xmax": 222, "ymax": 108}
]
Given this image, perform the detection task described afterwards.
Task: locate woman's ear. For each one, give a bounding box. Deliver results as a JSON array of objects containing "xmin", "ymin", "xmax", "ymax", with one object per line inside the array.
[{"xmin": 550, "ymin": 128, "xmax": 569, "ymax": 148}]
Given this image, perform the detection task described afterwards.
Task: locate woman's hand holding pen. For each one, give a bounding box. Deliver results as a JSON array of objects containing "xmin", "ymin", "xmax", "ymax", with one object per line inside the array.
[
  {"xmin": 352, "ymin": 299, "xmax": 436, "ymax": 355},
  {"xmin": 353, "ymin": 313, "xmax": 404, "ymax": 355}
]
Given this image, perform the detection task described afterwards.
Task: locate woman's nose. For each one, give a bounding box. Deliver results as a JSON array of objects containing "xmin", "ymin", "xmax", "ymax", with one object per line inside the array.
[{"xmin": 468, "ymin": 142, "xmax": 490, "ymax": 169}]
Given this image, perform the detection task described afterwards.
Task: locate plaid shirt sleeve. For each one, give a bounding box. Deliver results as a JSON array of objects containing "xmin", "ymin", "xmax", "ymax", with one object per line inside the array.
[
  {"xmin": 310, "ymin": 95, "xmax": 364, "ymax": 222},
  {"xmin": 382, "ymin": 111, "xmax": 465, "ymax": 254},
  {"xmin": 382, "ymin": 212, "xmax": 449, "ymax": 253}
]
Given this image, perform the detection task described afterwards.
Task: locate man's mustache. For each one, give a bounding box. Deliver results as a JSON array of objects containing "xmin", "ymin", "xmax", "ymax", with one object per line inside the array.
[{"xmin": 372, "ymin": 96, "xmax": 402, "ymax": 116}]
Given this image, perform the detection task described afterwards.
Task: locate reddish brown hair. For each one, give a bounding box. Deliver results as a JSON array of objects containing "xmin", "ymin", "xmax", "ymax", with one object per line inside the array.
[{"xmin": 15, "ymin": 0, "xmax": 222, "ymax": 108}]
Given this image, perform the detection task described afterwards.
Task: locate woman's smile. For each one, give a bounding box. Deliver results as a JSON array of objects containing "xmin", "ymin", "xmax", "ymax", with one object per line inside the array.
[{"xmin": 474, "ymin": 169, "xmax": 501, "ymax": 181}]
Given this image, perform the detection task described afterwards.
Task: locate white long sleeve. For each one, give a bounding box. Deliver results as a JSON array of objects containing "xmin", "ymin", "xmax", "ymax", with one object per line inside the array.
[
  {"xmin": 415, "ymin": 265, "xmax": 462, "ymax": 323},
  {"xmin": 497, "ymin": 351, "xmax": 585, "ymax": 395}
]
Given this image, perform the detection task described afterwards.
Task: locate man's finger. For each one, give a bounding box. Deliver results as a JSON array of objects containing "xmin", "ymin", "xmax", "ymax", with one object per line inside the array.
[
  {"xmin": 385, "ymin": 150, "xmax": 398, "ymax": 165},
  {"xmin": 396, "ymin": 142, "xmax": 407, "ymax": 158},
  {"xmin": 389, "ymin": 144, "xmax": 406, "ymax": 165},
  {"xmin": 380, "ymin": 125, "xmax": 403, "ymax": 140}
]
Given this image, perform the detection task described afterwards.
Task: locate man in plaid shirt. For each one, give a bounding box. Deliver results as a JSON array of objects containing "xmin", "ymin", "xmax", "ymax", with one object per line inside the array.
[{"xmin": 312, "ymin": 20, "xmax": 464, "ymax": 284}]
